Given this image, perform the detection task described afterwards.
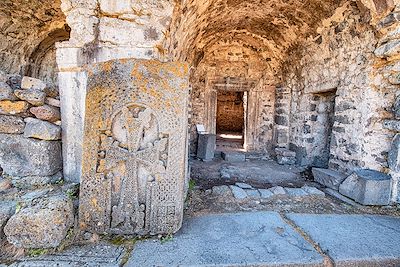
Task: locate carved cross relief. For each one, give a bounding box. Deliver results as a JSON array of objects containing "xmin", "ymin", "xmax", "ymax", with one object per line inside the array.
[{"xmin": 96, "ymin": 105, "xmax": 169, "ymax": 234}]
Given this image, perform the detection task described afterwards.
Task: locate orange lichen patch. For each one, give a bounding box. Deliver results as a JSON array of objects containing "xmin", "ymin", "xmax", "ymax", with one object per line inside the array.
[
  {"xmin": 90, "ymin": 198, "xmax": 98, "ymax": 208},
  {"xmin": 102, "ymin": 61, "xmax": 114, "ymax": 73},
  {"xmin": 0, "ymin": 101, "xmax": 29, "ymax": 115}
]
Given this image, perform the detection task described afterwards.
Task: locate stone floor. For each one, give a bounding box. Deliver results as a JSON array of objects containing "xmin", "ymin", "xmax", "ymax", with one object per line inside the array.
[{"xmin": 9, "ymin": 211, "xmax": 400, "ymax": 267}]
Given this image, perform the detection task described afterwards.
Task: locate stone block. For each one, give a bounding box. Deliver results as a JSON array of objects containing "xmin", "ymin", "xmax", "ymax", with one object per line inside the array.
[
  {"xmin": 235, "ymin": 182, "xmax": 253, "ymax": 189},
  {"xmin": 211, "ymin": 185, "xmax": 232, "ymax": 197},
  {"xmin": 30, "ymin": 105, "xmax": 61, "ymax": 122},
  {"xmin": 0, "ymin": 115, "xmax": 25, "ymax": 134},
  {"xmin": 339, "ymin": 169, "xmax": 391, "ymax": 206},
  {"xmin": 196, "ymin": 133, "xmax": 216, "ymax": 161},
  {"xmin": 0, "ymin": 134, "xmax": 62, "ymax": 177},
  {"xmin": 24, "ymin": 118, "xmax": 61, "ymax": 141},
  {"xmin": 301, "ymin": 186, "xmax": 325, "ymax": 197},
  {"xmin": 79, "ymin": 59, "xmax": 189, "ymax": 236},
  {"xmin": 312, "ymin": 168, "xmax": 347, "ymax": 190},
  {"xmin": 221, "ymin": 151, "xmax": 246, "ymax": 162},
  {"xmin": 7, "ymin": 74, "xmax": 22, "ymax": 90},
  {"xmin": 0, "ymin": 82, "xmax": 16, "ymax": 101},
  {"xmin": 270, "ymin": 186, "xmax": 286, "ymax": 195},
  {"xmin": 259, "ymin": 189, "xmax": 274, "ymax": 199},
  {"xmin": 0, "ymin": 201, "xmax": 15, "ymax": 240},
  {"xmin": 383, "ymin": 119, "xmax": 400, "ymax": 132},
  {"xmin": 11, "ymin": 172, "xmax": 63, "ymax": 189},
  {"xmin": 394, "ymin": 95, "xmax": 400, "ymax": 119},
  {"xmin": 4, "ymin": 194, "xmax": 74, "ymax": 248},
  {"xmin": 14, "ymin": 89, "xmax": 46, "ymax": 106},
  {"xmin": 375, "ymin": 39, "xmax": 400, "ymax": 58},
  {"xmin": 229, "ymin": 185, "xmax": 248, "ymax": 199},
  {"xmin": 276, "ymin": 155, "xmax": 296, "ymax": 165},
  {"xmin": 285, "ymin": 188, "xmax": 308, "ymax": 198},
  {"xmin": 389, "ymin": 134, "xmax": 400, "ymax": 172},
  {"xmin": 275, "ymin": 148, "xmax": 296, "ymax": 157},
  {"xmin": 21, "ymin": 77, "xmax": 46, "ymax": 91},
  {"xmin": 0, "ymin": 100, "xmax": 29, "ymax": 115},
  {"xmin": 45, "ymin": 97, "xmax": 61, "ymax": 108},
  {"xmin": 245, "ymin": 189, "xmax": 260, "ymax": 199}
]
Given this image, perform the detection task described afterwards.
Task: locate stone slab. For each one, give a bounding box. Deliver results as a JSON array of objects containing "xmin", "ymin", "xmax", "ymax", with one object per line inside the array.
[
  {"xmin": 388, "ymin": 134, "xmax": 399, "ymax": 172},
  {"xmin": 0, "ymin": 134, "xmax": 62, "ymax": 177},
  {"xmin": 339, "ymin": 169, "xmax": 391, "ymax": 206},
  {"xmin": 221, "ymin": 151, "xmax": 246, "ymax": 162},
  {"xmin": 312, "ymin": 168, "xmax": 347, "ymax": 190},
  {"xmin": 229, "ymin": 185, "xmax": 248, "ymax": 199},
  {"xmin": 277, "ymin": 155, "xmax": 296, "ymax": 165},
  {"xmin": 10, "ymin": 243, "xmax": 125, "ymax": 267},
  {"xmin": 287, "ymin": 213, "xmax": 400, "ymax": 267},
  {"xmin": 127, "ymin": 212, "xmax": 324, "ymax": 267},
  {"xmin": 196, "ymin": 133, "xmax": 216, "ymax": 161},
  {"xmin": 79, "ymin": 59, "xmax": 189, "ymax": 236}
]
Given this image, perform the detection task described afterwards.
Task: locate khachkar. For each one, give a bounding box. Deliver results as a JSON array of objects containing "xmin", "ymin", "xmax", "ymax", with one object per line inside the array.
[{"xmin": 79, "ymin": 59, "xmax": 189, "ymax": 235}]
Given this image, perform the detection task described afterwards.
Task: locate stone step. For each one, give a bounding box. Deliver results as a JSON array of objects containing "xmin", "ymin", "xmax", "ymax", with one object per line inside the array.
[
  {"xmin": 339, "ymin": 169, "xmax": 391, "ymax": 206},
  {"xmin": 312, "ymin": 168, "xmax": 347, "ymax": 190}
]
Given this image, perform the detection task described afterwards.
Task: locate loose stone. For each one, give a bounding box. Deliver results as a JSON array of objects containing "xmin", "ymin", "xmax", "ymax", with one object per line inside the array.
[
  {"xmin": 24, "ymin": 117, "xmax": 61, "ymax": 141},
  {"xmin": 0, "ymin": 100, "xmax": 29, "ymax": 115},
  {"xmin": 0, "ymin": 82, "xmax": 17, "ymax": 101},
  {"xmin": 14, "ymin": 89, "xmax": 46, "ymax": 106},
  {"xmin": 0, "ymin": 115, "xmax": 25, "ymax": 134},
  {"xmin": 30, "ymin": 105, "xmax": 61, "ymax": 122},
  {"xmin": 21, "ymin": 76, "xmax": 47, "ymax": 91}
]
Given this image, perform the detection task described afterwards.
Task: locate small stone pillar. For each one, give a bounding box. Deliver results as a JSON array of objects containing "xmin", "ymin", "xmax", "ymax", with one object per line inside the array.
[{"xmin": 197, "ymin": 133, "xmax": 216, "ymax": 161}]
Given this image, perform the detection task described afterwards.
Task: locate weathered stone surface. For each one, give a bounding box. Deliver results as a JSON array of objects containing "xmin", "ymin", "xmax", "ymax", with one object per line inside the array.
[
  {"xmin": 45, "ymin": 97, "xmax": 61, "ymax": 108},
  {"xmin": 259, "ymin": 189, "xmax": 274, "ymax": 199},
  {"xmin": 211, "ymin": 185, "xmax": 232, "ymax": 197},
  {"xmin": 302, "ymin": 186, "xmax": 325, "ymax": 197},
  {"xmin": 245, "ymin": 189, "xmax": 260, "ymax": 198},
  {"xmin": 11, "ymin": 243, "xmax": 125, "ymax": 267},
  {"xmin": 24, "ymin": 118, "xmax": 61, "ymax": 141},
  {"xmin": 0, "ymin": 115, "xmax": 25, "ymax": 134},
  {"xmin": 79, "ymin": 59, "xmax": 189, "ymax": 236},
  {"xmin": 0, "ymin": 100, "xmax": 29, "ymax": 115},
  {"xmin": 383, "ymin": 119, "xmax": 400, "ymax": 132},
  {"xmin": 0, "ymin": 201, "xmax": 15, "ymax": 240},
  {"xmin": 14, "ymin": 89, "xmax": 46, "ymax": 106},
  {"xmin": 21, "ymin": 77, "xmax": 46, "ymax": 91},
  {"xmin": 235, "ymin": 182, "xmax": 253, "ymax": 189},
  {"xmin": 11, "ymin": 172, "xmax": 63, "ymax": 189},
  {"xmin": 229, "ymin": 185, "xmax": 248, "ymax": 199},
  {"xmin": 285, "ymin": 188, "xmax": 308, "ymax": 198},
  {"xmin": 4, "ymin": 194, "xmax": 74, "ymax": 248},
  {"xmin": 275, "ymin": 147, "xmax": 296, "ymax": 157},
  {"xmin": 277, "ymin": 155, "xmax": 296, "ymax": 165},
  {"xmin": 197, "ymin": 133, "xmax": 216, "ymax": 161},
  {"xmin": 30, "ymin": 105, "xmax": 61, "ymax": 122},
  {"xmin": 270, "ymin": 186, "xmax": 286, "ymax": 195},
  {"xmin": 312, "ymin": 168, "xmax": 347, "ymax": 190},
  {"xmin": 388, "ymin": 134, "xmax": 400, "ymax": 172},
  {"xmin": 0, "ymin": 177, "xmax": 12, "ymax": 191},
  {"xmin": 374, "ymin": 39, "xmax": 400, "ymax": 58},
  {"xmin": 287, "ymin": 214, "xmax": 400, "ymax": 266},
  {"xmin": 221, "ymin": 151, "xmax": 246, "ymax": 162},
  {"xmin": 127, "ymin": 212, "xmax": 323, "ymax": 267},
  {"xmin": 394, "ymin": 95, "xmax": 400, "ymax": 119},
  {"xmin": 0, "ymin": 82, "xmax": 16, "ymax": 101},
  {"xmin": 339, "ymin": 170, "xmax": 391, "ymax": 206},
  {"xmin": 0, "ymin": 134, "xmax": 62, "ymax": 177}
]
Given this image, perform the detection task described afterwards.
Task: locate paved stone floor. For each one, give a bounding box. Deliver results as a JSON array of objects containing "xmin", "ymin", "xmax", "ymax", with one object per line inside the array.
[{"xmin": 8, "ymin": 211, "xmax": 400, "ymax": 267}]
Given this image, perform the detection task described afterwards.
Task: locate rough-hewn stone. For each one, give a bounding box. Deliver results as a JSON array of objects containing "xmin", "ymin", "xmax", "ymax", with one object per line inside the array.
[
  {"xmin": 24, "ymin": 118, "xmax": 61, "ymax": 141},
  {"xmin": 0, "ymin": 134, "xmax": 62, "ymax": 177},
  {"xmin": 221, "ymin": 151, "xmax": 246, "ymax": 162},
  {"xmin": 21, "ymin": 77, "xmax": 47, "ymax": 91},
  {"xmin": 0, "ymin": 177, "xmax": 12, "ymax": 191},
  {"xmin": 383, "ymin": 119, "xmax": 400, "ymax": 132},
  {"xmin": 0, "ymin": 201, "xmax": 15, "ymax": 240},
  {"xmin": 229, "ymin": 185, "xmax": 248, "ymax": 199},
  {"xmin": 45, "ymin": 97, "xmax": 61, "ymax": 108},
  {"xmin": 196, "ymin": 133, "xmax": 216, "ymax": 161},
  {"xmin": 4, "ymin": 194, "xmax": 74, "ymax": 248},
  {"xmin": 0, "ymin": 82, "xmax": 16, "ymax": 101},
  {"xmin": 312, "ymin": 168, "xmax": 347, "ymax": 190},
  {"xmin": 79, "ymin": 59, "xmax": 189, "ymax": 236},
  {"xmin": 14, "ymin": 89, "xmax": 46, "ymax": 106},
  {"xmin": 0, "ymin": 100, "xmax": 29, "ymax": 115},
  {"xmin": 30, "ymin": 105, "xmax": 61, "ymax": 122},
  {"xmin": 339, "ymin": 170, "xmax": 392, "ymax": 206},
  {"xmin": 0, "ymin": 115, "xmax": 25, "ymax": 134},
  {"xmin": 11, "ymin": 172, "xmax": 63, "ymax": 189}
]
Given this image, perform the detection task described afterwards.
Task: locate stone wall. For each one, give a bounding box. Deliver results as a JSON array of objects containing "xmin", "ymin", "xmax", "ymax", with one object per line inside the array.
[
  {"xmin": 0, "ymin": 74, "xmax": 62, "ymax": 186},
  {"xmin": 279, "ymin": 2, "xmax": 400, "ymax": 202}
]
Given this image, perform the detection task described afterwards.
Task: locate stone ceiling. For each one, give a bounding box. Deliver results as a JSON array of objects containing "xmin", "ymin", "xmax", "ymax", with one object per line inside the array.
[
  {"xmin": 0, "ymin": 0, "xmax": 66, "ymax": 73},
  {"xmin": 167, "ymin": 0, "xmax": 347, "ymax": 70}
]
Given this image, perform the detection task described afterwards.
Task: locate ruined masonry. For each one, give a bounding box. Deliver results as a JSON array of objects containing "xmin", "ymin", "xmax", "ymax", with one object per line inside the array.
[{"xmin": 0, "ymin": 0, "xmax": 398, "ymax": 259}]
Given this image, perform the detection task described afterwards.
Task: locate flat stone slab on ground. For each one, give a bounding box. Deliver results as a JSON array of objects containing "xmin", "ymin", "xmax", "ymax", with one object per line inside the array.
[
  {"xmin": 287, "ymin": 213, "xmax": 400, "ymax": 267},
  {"xmin": 127, "ymin": 211, "xmax": 324, "ymax": 267},
  {"xmin": 221, "ymin": 151, "xmax": 246, "ymax": 162},
  {"xmin": 10, "ymin": 243, "xmax": 125, "ymax": 267}
]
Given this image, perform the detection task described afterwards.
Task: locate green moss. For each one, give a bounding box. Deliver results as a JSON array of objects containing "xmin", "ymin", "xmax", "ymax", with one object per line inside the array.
[{"xmin": 28, "ymin": 248, "xmax": 48, "ymax": 257}]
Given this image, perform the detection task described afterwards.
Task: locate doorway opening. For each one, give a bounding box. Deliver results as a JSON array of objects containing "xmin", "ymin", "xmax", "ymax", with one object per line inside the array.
[
  {"xmin": 311, "ymin": 90, "xmax": 337, "ymax": 168},
  {"xmin": 216, "ymin": 91, "xmax": 246, "ymax": 150}
]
